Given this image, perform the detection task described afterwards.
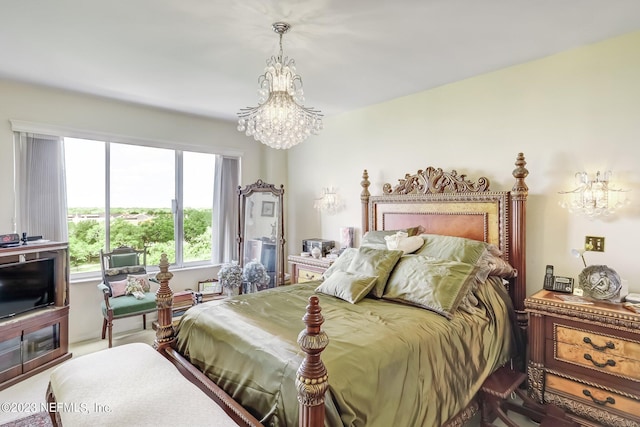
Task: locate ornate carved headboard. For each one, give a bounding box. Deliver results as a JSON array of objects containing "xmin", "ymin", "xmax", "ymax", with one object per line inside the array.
[{"xmin": 360, "ymin": 153, "xmax": 529, "ymax": 327}]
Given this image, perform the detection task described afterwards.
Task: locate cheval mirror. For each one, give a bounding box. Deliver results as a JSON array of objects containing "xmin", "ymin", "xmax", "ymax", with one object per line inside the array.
[{"xmin": 237, "ymin": 179, "xmax": 285, "ymax": 291}]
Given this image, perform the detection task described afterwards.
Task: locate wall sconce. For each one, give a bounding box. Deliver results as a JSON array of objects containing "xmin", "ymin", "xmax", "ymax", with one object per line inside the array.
[
  {"xmin": 559, "ymin": 171, "xmax": 629, "ymax": 219},
  {"xmin": 314, "ymin": 187, "xmax": 340, "ymax": 215}
]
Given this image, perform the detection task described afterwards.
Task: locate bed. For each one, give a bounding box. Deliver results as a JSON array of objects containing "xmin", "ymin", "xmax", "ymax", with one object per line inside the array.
[{"xmin": 156, "ymin": 152, "xmax": 530, "ymax": 427}]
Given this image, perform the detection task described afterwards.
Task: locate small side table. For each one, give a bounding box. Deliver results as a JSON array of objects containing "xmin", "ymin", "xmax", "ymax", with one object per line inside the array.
[{"xmin": 288, "ymin": 255, "xmax": 334, "ymax": 283}]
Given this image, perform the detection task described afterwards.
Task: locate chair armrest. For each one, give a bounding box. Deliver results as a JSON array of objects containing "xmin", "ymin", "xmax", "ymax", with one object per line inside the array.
[
  {"xmin": 97, "ymin": 283, "xmax": 111, "ymax": 294},
  {"xmin": 98, "ymin": 283, "xmax": 113, "ymax": 309}
]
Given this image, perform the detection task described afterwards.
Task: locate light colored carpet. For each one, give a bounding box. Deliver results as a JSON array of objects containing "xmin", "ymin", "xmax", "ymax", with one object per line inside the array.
[
  {"xmin": 0, "ymin": 329, "xmax": 155, "ymax": 425},
  {"xmin": 0, "ymin": 329, "xmax": 538, "ymax": 426}
]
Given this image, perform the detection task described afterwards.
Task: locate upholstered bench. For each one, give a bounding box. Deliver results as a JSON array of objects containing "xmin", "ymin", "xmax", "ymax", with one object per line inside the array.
[{"xmin": 46, "ymin": 343, "xmax": 262, "ymax": 427}]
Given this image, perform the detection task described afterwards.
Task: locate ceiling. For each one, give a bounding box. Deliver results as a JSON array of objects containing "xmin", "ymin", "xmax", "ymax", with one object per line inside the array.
[{"xmin": 2, "ymin": 1, "xmax": 640, "ymax": 122}]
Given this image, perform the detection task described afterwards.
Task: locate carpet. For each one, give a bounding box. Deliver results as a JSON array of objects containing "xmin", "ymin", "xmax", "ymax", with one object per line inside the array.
[{"xmin": 0, "ymin": 412, "xmax": 52, "ymax": 427}]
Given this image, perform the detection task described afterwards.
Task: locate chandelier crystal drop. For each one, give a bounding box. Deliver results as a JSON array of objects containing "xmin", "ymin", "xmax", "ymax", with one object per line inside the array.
[{"xmin": 237, "ymin": 22, "xmax": 323, "ymax": 150}]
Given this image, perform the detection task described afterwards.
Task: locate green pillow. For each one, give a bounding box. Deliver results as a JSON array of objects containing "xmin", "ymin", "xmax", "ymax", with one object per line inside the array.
[
  {"xmin": 109, "ymin": 253, "xmax": 140, "ymax": 268},
  {"xmin": 383, "ymin": 256, "xmax": 479, "ymax": 319},
  {"xmin": 315, "ymin": 271, "xmax": 378, "ymax": 304},
  {"xmin": 414, "ymin": 234, "xmax": 487, "ymax": 264},
  {"xmin": 322, "ymin": 248, "xmax": 358, "ymax": 279},
  {"xmin": 347, "ymin": 247, "xmax": 403, "ymax": 298},
  {"xmin": 414, "ymin": 234, "xmax": 516, "ymax": 279}
]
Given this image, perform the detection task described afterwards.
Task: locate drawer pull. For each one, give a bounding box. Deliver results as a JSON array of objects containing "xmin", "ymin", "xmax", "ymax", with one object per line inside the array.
[
  {"xmin": 583, "ymin": 353, "xmax": 616, "ymax": 368},
  {"xmin": 582, "ymin": 389, "xmax": 615, "ymax": 406},
  {"xmin": 583, "ymin": 336, "xmax": 615, "ymax": 351}
]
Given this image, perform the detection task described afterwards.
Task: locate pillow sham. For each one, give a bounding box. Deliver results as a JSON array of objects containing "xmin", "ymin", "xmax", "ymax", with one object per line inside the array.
[
  {"xmin": 126, "ymin": 274, "xmax": 151, "ymax": 293},
  {"xmin": 104, "ymin": 265, "xmax": 147, "ymax": 278},
  {"xmin": 383, "ymin": 256, "xmax": 480, "ymax": 319},
  {"xmin": 360, "ymin": 226, "xmax": 423, "ymax": 249},
  {"xmin": 483, "ymin": 244, "xmax": 517, "ymax": 278},
  {"xmin": 347, "ymin": 246, "xmax": 403, "ymax": 298},
  {"xmin": 322, "ymin": 248, "xmax": 358, "ymax": 280},
  {"xmin": 315, "ymin": 271, "xmax": 378, "ymax": 304},
  {"xmin": 109, "ymin": 279, "xmax": 128, "ymax": 298},
  {"xmin": 414, "ymin": 234, "xmax": 487, "ymax": 264},
  {"xmin": 415, "ymin": 234, "xmax": 516, "ymax": 279}
]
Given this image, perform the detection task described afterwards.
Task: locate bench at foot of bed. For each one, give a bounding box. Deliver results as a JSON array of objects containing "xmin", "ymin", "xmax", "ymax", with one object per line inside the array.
[{"xmin": 46, "ymin": 342, "xmax": 263, "ymax": 427}]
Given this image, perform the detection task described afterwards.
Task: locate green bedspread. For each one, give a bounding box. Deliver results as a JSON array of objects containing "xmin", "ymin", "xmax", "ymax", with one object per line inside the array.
[{"xmin": 175, "ymin": 278, "xmax": 513, "ymax": 427}]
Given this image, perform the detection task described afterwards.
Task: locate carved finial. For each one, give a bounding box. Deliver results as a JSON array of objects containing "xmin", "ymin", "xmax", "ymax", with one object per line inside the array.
[
  {"xmin": 154, "ymin": 253, "xmax": 175, "ymax": 350},
  {"xmin": 512, "ymin": 153, "xmax": 529, "ymax": 199},
  {"xmin": 360, "ymin": 170, "xmax": 370, "ymax": 201},
  {"xmin": 296, "ymin": 296, "xmax": 329, "ymax": 420}
]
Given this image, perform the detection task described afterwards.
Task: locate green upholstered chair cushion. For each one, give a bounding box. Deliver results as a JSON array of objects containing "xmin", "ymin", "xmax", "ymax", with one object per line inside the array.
[
  {"xmin": 101, "ymin": 292, "xmax": 156, "ymax": 317},
  {"xmin": 109, "ymin": 253, "xmax": 140, "ymax": 268}
]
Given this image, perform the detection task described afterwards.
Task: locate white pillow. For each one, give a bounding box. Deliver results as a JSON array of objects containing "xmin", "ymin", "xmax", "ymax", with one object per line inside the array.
[{"xmin": 384, "ymin": 232, "xmax": 424, "ymax": 254}]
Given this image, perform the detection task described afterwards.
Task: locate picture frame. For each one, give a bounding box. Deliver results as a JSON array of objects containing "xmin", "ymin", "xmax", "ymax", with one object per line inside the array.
[
  {"xmin": 261, "ymin": 201, "xmax": 275, "ymax": 217},
  {"xmin": 197, "ymin": 279, "xmax": 222, "ymax": 295}
]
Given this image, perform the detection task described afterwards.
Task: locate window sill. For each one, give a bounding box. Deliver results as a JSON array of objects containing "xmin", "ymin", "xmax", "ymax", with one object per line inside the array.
[{"xmin": 70, "ymin": 263, "xmax": 220, "ymax": 285}]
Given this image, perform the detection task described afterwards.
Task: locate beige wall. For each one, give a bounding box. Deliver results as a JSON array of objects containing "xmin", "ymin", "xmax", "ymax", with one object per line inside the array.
[
  {"xmin": 0, "ymin": 80, "xmax": 287, "ymax": 342},
  {"xmin": 287, "ymin": 30, "xmax": 640, "ymax": 298}
]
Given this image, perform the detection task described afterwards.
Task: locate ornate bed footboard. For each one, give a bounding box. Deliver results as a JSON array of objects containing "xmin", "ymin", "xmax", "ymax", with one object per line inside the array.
[{"xmin": 153, "ymin": 254, "xmax": 329, "ymax": 427}]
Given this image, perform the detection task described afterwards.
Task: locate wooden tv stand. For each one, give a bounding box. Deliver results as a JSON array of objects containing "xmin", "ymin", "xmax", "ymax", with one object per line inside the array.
[{"xmin": 0, "ymin": 241, "xmax": 71, "ymax": 391}]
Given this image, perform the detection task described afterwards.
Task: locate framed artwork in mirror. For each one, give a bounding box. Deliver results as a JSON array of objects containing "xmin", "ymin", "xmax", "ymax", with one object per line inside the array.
[
  {"xmin": 261, "ymin": 201, "xmax": 275, "ymax": 217},
  {"xmin": 238, "ymin": 179, "xmax": 285, "ymax": 288},
  {"xmin": 198, "ymin": 279, "xmax": 222, "ymax": 295}
]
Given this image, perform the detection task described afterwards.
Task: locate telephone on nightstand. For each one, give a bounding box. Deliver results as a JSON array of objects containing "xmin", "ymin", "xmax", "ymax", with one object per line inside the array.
[{"xmin": 543, "ymin": 264, "xmax": 574, "ymax": 293}]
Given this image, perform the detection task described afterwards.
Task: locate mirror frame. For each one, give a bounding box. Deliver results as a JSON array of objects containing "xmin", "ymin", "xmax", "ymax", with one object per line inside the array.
[{"xmin": 237, "ymin": 179, "xmax": 285, "ymax": 288}]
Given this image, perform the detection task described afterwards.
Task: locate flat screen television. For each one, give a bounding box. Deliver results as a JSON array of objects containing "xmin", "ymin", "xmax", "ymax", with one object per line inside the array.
[{"xmin": 0, "ymin": 258, "xmax": 55, "ymax": 320}]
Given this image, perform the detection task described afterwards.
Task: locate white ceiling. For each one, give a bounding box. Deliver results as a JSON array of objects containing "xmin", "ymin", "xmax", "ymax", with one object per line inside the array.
[{"xmin": 2, "ymin": 1, "xmax": 640, "ymax": 122}]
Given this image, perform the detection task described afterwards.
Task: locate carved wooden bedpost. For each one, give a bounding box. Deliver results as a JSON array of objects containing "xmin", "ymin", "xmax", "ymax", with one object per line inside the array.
[
  {"xmin": 296, "ymin": 296, "xmax": 329, "ymax": 427},
  {"xmin": 361, "ymin": 169, "xmax": 371, "ymax": 234},
  {"xmin": 154, "ymin": 253, "xmax": 175, "ymax": 350},
  {"xmin": 510, "ymin": 153, "xmax": 529, "ymax": 329}
]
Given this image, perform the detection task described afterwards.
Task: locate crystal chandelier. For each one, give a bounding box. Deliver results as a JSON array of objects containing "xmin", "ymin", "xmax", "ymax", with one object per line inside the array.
[
  {"xmin": 237, "ymin": 22, "xmax": 323, "ymax": 149},
  {"xmin": 559, "ymin": 171, "xmax": 629, "ymax": 219}
]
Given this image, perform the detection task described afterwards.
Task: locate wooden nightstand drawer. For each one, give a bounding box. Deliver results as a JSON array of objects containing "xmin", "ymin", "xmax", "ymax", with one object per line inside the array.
[
  {"xmin": 546, "ymin": 373, "xmax": 640, "ymax": 424},
  {"xmin": 298, "ymin": 268, "xmax": 323, "ymax": 283},
  {"xmin": 555, "ymin": 324, "xmax": 640, "ymax": 362},
  {"xmin": 552, "ymin": 339, "xmax": 640, "ymax": 382},
  {"xmin": 549, "ymin": 324, "xmax": 640, "ymax": 383},
  {"xmin": 288, "ymin": 255, "xmax": 334, "ymax": 284}
]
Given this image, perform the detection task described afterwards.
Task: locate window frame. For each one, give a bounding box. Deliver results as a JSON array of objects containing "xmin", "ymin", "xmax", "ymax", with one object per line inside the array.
[{"xmin": 10, "ymin": 120, "xmax": 242, "ymax": 280}]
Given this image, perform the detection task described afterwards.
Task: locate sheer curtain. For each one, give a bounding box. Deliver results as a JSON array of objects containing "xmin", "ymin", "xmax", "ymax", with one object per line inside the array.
[
  {"xmin": 212, "ymin": 156, "xmax": 239, "ymax": 264},
  {"xmin": 14, "ymin": 132, "xmax": 68, "ymax": 242}
]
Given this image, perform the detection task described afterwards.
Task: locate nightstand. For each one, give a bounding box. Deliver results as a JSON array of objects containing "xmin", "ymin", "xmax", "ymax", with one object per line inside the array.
[
  {"xmin": 288, "ymin": 255, "xmax": 334, "ymax": 284},
  {"xmin": 525, "ymin": 289, "xmax": 640, "ymax": 427}
]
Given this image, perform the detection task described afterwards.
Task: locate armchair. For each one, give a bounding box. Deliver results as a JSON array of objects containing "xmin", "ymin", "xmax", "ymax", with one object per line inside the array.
[{"xmin": 98, "ymin": 246, "xmax": 157, "ymax": 347}]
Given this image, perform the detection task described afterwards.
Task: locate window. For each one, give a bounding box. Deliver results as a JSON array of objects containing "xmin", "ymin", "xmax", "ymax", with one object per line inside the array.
[{"xmin": 65, "ymin": 138, "xmax": 224, "ymax": 276}]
